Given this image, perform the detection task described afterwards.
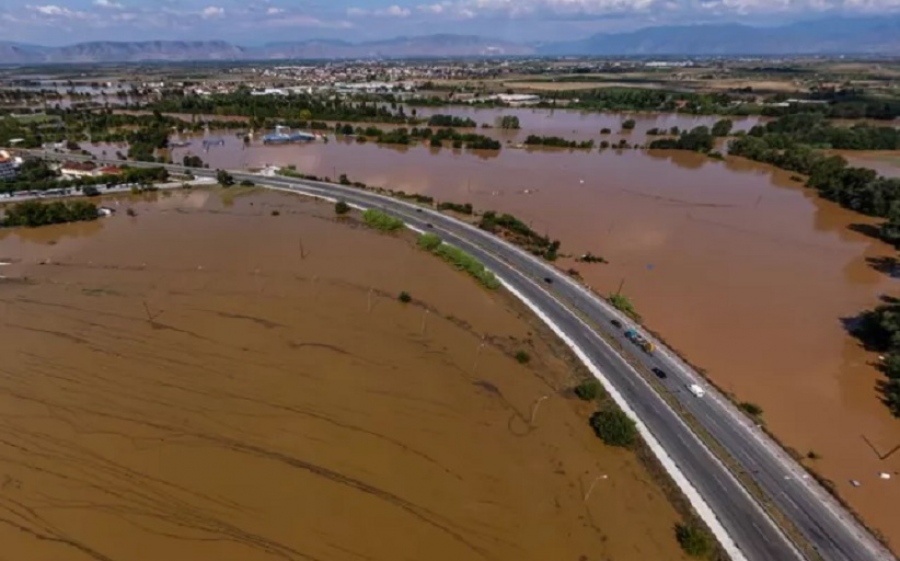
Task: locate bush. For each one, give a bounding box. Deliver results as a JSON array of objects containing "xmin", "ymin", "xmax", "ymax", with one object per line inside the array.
[
  {"xmin": 398, "ymin": 291, "xmax": 412, "ymax": 303},
  {"xmin": 608, "ymin": 293, "xmax": 640, "ymax": 320},
  {"xmin": 417, "ymin": 232, "xmax": 443, "ymax": 251},
  {"xmin": 574, "ymin": 379, "xmax": 601, "ymax": 401},
  {"xmin": 515, "ymin": 350, "xmax": 530, "ymax": 364},
  {"xmin": 589, "ymin": 409, "xmax": 637, "ymax": 448},
  {"xmin": 675, "ymin": 523, "xmax": 715, "ymax": 558},
  {"xmin": 239, "ymin": 179, "xmax": 255, "ymax": 187},
  {"xmin": 271, "ymin": 210, "xmax": 280, "ymax": 216},
  {"xmin": 621, "ymin": 119, "xmax": 636, "ymax": 130},
  {"xmin": 417, "ymin": 233, "xmax": 500, "ymax": 290},
  {"xmin": 362, "ymin": 209, "xmax": 404, "ymax": 232},
  {"xmin": 334, "ymin": 200, "xmax": 351, "ymax": 215},
  {"xmin": 739, "ymin": 401, "xmax": 763, "ymax": 418}
]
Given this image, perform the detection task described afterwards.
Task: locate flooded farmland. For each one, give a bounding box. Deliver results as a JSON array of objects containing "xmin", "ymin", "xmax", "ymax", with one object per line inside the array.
[
  {"xmin": 139, "ymin": 126, "xmax": 900, "ymax": 545},
  {"xmin": 0, "ymin": 190, "xmax": 690, "ymax": 561}
]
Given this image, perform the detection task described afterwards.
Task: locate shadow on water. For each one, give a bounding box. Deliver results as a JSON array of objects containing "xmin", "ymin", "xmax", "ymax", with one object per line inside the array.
[
  {"xmin": 848, "ymin": 222, "xmax": 885, "ymax": 242},
  {"xmin": 866, "ymin": 255, "xmax": 900, "ymax": 278}
]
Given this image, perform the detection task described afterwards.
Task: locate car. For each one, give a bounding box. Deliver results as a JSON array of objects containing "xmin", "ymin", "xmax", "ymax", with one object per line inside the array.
[
  {"xmin": 415, "ymin": 208, "xmax": 422, "ymax": 213},
  {"xmin": 543, "ymin": 277, "xmax": 553, "ymax": 284},
  {"xmin": 610, "ymin": 319, "xmax": 623, "ymax": 329},
  {"xmin": 652, "ymin": 367, "xmax": 667, "ymax": 379},
  {"xmin": 426, "ymin": 223, "xmax": 434, "ymax": 228}
]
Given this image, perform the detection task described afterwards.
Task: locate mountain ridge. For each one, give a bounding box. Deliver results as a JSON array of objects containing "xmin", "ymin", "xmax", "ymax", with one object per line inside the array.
[{"xmin": 3, "ymin": 16, "xmax": 900, "ymax": 63}]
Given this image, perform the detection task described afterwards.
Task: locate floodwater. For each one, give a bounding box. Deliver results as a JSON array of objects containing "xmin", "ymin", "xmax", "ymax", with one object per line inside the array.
[
  {"xmin": 0, "ymin": 190, "xmax": 690, "ymax": 561},
  {"xmin": 130, "ymin": 132, "xmax": 900, "ymax": 547}
]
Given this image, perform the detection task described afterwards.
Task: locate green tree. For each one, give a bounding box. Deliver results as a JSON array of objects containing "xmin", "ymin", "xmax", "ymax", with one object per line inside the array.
[
  {"xmin": 589, "ymin": 409, "xmax": 637, "ymax": 448},
  {"xmin": 334, "ymin": 200, "xmax": 350, "ymax": 215},
  {"xmin": 216, "ymin": 169, "xmax": 234, "ymax": 187},
  {"xmin": 621, "ymin": 119, "xmax": 636, "ymax": 131},
  {"xmin": 675, "ymin": 523, "xmax": 715, "ymax": 558},
  {"xmin": 574, "ymin": 379, "xmax": 601, "ymax": 401},
  {"xmin": 711, "ymin": 118, "xmax": 733, "ymax": 137}
]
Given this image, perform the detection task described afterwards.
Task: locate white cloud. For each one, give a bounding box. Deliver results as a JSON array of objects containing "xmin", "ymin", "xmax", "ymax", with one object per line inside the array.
[
  {"xmin": 93, "ymin": 0, "xmax": 123, "ymax": 8},
  {"xmin": 27, "ymin": 4, "xmax": 91, "ymax": 18},
  {"xmin": 266, "ymin": 6, "xmax": 284, "ymax": 14},
  {"xmin": 411, "ymin": 0, "xmax": 900, "ymax": 18},
  {"xmin": 201, "ymin": 5, "xmax": 224, "ymax": 18},
  {"xmin": 347, "ymin": 4, "xmax": 412, "ymax": 17},
  {"xmin": 261, "ymin": 14, "xmax": 355, "ymax": 27}
]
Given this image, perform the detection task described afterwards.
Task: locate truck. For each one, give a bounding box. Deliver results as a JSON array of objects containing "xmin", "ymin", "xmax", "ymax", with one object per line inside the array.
[{"xmin": 624, "ymin": 328, "xmax": 655, "ymax": 355}]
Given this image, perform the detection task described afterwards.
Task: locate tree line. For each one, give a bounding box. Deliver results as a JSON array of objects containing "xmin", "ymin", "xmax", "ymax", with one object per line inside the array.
[
  {"xmin": 524, "ymin": 135, "xmax": 594, "ymax": 150},
  {"xmin": 728, "ymin": 115, "xmax": 900, "ymax": 229},
  {"xmin": 850, "ymin": 299, "xmax": 900, "ymax": 417},
  {"xmin": 0, "ymin": 161, "xmax": 169, "ymax": 195},
  {"xmin": 1, "ymin": 199, "xmax": 99, "ymax": 228}
]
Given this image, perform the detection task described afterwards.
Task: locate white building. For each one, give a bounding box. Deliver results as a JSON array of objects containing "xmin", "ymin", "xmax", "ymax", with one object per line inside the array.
[{"xmin": 0, "ymin": 150, "xmax": 19, "ymax": 181}]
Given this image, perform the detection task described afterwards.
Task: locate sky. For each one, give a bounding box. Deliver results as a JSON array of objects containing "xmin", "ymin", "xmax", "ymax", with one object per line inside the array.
[{"xmin": 0, "ymin": 0, "xmax": 899, "ymax": 45}]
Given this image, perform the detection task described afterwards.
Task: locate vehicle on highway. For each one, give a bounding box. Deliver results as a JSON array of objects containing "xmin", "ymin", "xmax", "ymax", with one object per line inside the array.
[
  {"xmin": 426, "ymin": 223, "xmax": 434, "ymax": 228},
  {"xmin": 610, "ymin": 319, "xmax": 622, "ymax": 329},
  {"xmin": 688, "ymin": 384, "xmax": 705, "ymax": 398},
  {"xmin": 624, "ymin": 328, "xmax": 655, "ymax": 355},
  {"xmin": 652, "ymin": 367, "xmax": 668, "ymax": 379},
  {"xmin": 543, "ymin": 277, "xmax": 553, "ymax": 284}
]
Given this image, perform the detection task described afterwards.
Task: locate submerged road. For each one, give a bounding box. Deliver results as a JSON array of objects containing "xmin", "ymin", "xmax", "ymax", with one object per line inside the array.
[{"xmin": 13, "ymin": 153, "xmax": 897, "ymax": 561}]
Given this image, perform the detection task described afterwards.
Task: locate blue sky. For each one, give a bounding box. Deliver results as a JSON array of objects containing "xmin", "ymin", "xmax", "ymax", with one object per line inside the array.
[{"xmin": 0, "ymin": 0, "xmax": 897, "ymax": 45}]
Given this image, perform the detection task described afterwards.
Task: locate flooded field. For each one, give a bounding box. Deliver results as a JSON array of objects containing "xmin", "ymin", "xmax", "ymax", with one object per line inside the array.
[
  {"xmin": 0, "ymin": 190, "xmax": 690, "ymax": 561},
  {"xmin": 112, "ymin": 133, "xmax": 900, "ymax": 545}
]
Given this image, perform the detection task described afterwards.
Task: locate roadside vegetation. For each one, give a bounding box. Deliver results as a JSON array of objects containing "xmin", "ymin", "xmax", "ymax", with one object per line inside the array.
[
  {"xmin": 362, "ymin": 209, "xmax": 404, "ymax": 232},
  {"xmin": 416, "ymin": 232, "xmax": 500, "ymax": 289},
  {"xmin": 608, "ymin": 293, "xmax": 640, "ymax": 321},
  {"xmin": 478, "ymin": 210, "xmax": 561, "ymax": 261}
]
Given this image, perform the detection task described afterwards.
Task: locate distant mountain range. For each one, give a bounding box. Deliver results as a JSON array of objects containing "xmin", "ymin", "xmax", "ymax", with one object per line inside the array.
[{"xmin": 3, "ymin": 16, "xmax": 900, "ymax": 63}]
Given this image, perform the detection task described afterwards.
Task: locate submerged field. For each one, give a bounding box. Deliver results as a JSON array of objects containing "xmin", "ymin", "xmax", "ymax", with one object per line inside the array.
[{"xmin": 0, "ymin": 189, "xmax": 690, "ymax": 561}]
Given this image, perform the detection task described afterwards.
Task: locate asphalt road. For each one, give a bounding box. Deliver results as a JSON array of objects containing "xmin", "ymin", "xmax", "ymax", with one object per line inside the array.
[{"xmin": 14, "ymin": 153, "xmax": 896, "ymax": 561}]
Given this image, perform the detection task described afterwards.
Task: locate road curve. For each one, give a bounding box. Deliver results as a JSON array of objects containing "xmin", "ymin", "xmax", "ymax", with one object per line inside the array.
[{"xmin": 14, "ymin": 153, "xmax": 896, "ymax": 561}]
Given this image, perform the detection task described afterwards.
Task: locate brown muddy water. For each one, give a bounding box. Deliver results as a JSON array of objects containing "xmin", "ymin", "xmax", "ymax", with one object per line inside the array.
[
  {"xmin": 0, "ymin": 190, "xmax": 690, "ymax": 561},
  {"xmin": 112, "ymin": 134, "xmax": 900, "ymax": 547}
]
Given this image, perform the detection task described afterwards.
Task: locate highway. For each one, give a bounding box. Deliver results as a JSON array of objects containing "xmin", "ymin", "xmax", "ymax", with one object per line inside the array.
[{"xmin": 10, "ymin": 153, "xmax": 897, "ymax": 561}]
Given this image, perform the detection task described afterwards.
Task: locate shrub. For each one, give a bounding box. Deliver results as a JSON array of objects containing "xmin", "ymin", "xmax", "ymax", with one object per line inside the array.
[
  {"xmin": 739, "ymin": 401, "xmax": 763, "ymax": 418},
  {"xmin": 417, "ymin": 234, "xmax": 500, "ymax": 290},
  {"xmin": 608, "ymin": 293, "xmax": 640, "ymax": 320},
  {"xmin": 239, "ymin": 179, "xmax": 255, "ymax": 186},
  {"xmin": 334, "ymin": 200, "xmax": 351, "ymax": 215},
  {"xmin": 589, "ymin": 409, "xmax": 637, "ymax": 448},
  {"xmin": 675, "ymin": 523, "xmax": 714, "ymax": 558},
  {"xmin": 574, "ymin": 379, "xmax": 601, "ymax": 401},
  {"xmin": 621, "ymin": 119, "xmax": 636, "ymax": 130},
  {"xmin": 515, "ymin": 350, "xmax": 530, "ymax": 364},
  {"xmin": 271, "ymin": 210, "xmax": 280, "ymax": 216},
  {"xmin": 417, "ymin": 232, "xmax": 443, "ymax": 251},
  {"xmin": 362, "ymin": 209, "xmax": 404, "ymax": 232},
  {"xmin": 398, "ymin": 291, "xmax": 412, "ymax": 303}
]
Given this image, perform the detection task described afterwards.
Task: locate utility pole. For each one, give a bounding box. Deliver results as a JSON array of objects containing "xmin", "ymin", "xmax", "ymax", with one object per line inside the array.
[{"xmin": 615, "ymin": 277, "xmax": 626, "ymax": 296}]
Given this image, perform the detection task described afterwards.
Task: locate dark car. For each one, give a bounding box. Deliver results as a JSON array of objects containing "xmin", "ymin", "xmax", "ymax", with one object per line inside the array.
[
  {"xmin": 543, "ymin": 277, "xmax": 553, "ymax": 284},
  {"xmin": 426, "ymin": 223, "xmax": 434, "ymax": 228},
  {"xmin": 652, "ymin": 367, "xmax": 668, "ymax": 380},
  {"xmin": 610, "ymin": 319, "xmax": 622, "ymax": 329},
  {"xmin": 416, "ymin": 208, "xmax": 423, "ymax": 213}
]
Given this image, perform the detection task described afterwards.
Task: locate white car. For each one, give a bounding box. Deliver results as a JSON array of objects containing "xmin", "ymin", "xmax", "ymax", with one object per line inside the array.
[{"xmin": 688, "ymin": 384, "xmax": 705, "ymax": 398}]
